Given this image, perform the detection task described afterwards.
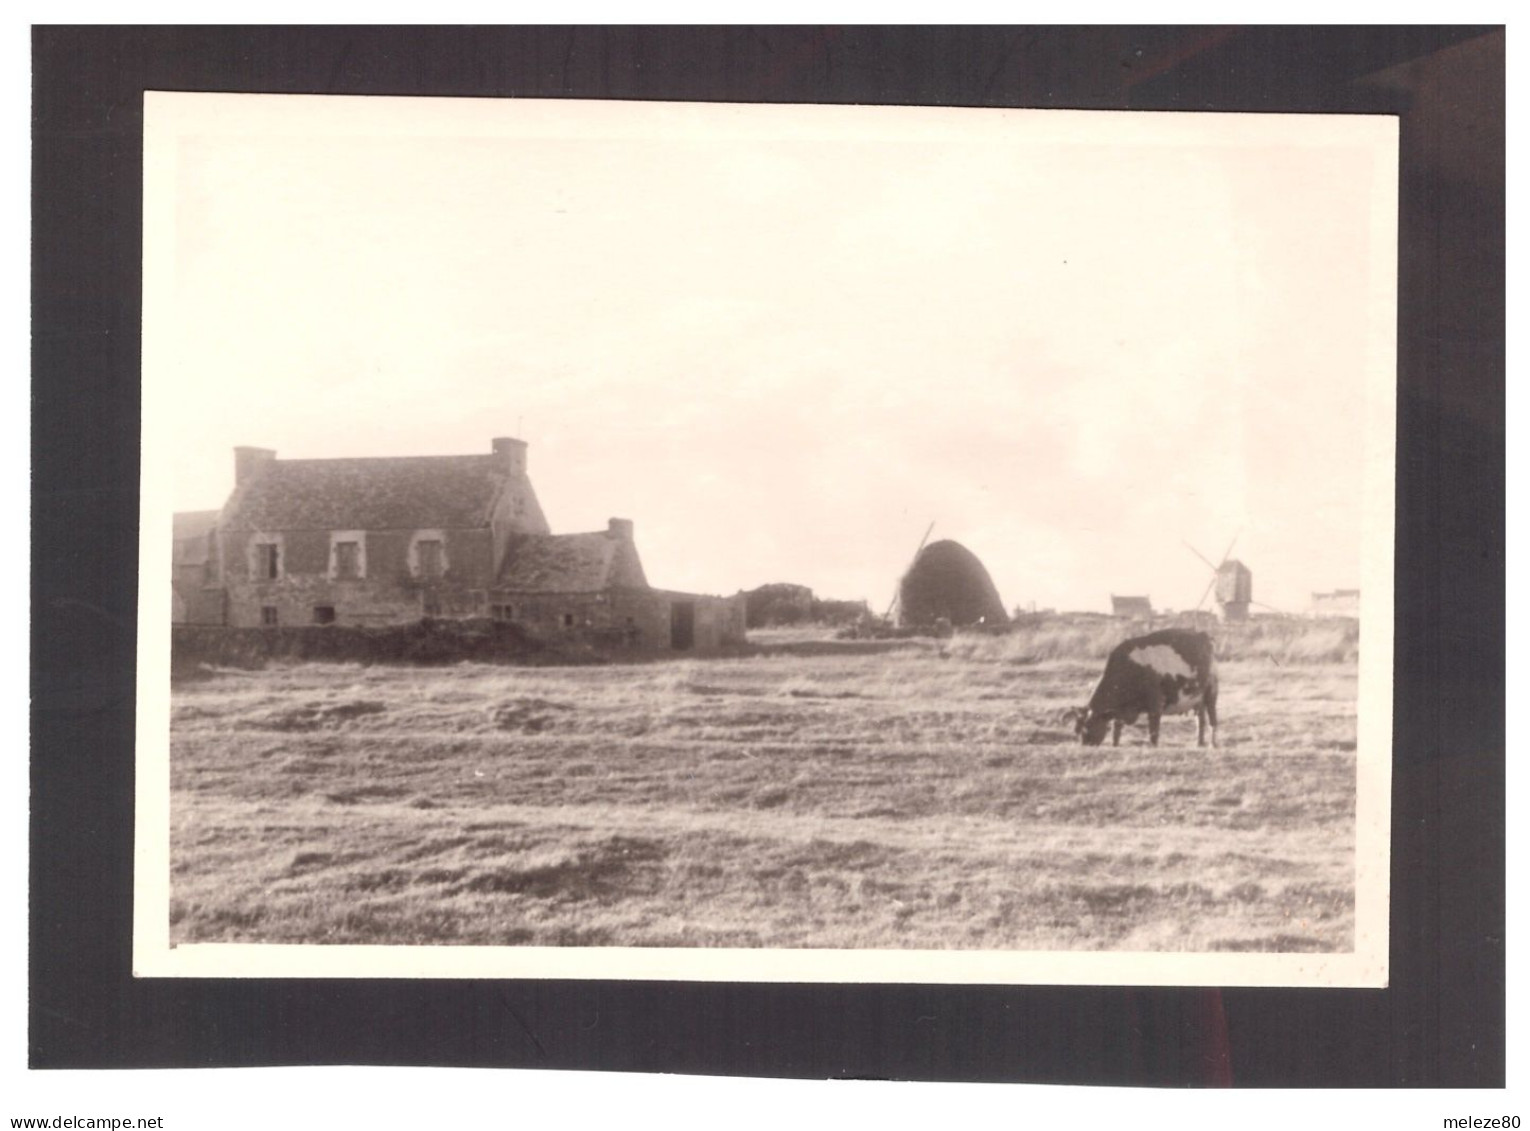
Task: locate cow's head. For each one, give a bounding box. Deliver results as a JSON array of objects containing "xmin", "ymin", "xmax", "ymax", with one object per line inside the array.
[{"xmin": 1073, "ymin": 707, "xmax": 1111, "ymax": 747}]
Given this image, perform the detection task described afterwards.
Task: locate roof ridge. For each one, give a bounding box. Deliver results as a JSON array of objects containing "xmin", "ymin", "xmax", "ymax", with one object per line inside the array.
[{"xmin": 270, "ymin": 453, "xmax": 496, "ymax": 464}]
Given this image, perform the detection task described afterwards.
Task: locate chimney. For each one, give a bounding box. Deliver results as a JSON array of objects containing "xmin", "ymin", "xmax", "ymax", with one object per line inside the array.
[
  {"xmin": 234, "ymin": 446, "xmax": 276, "ymax": 485},
  {"xmin": 492, "ymin": 436, "xmax": 528, "ymax": 477},
  {"xmin": 607, "ymin": 518, "xmax": 634, "ymax": 541}
]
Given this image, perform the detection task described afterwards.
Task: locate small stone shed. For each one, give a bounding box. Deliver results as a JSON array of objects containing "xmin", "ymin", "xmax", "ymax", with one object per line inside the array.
[{"xmin": 490, "ymin": 520, "xmax": 745, "ymax": 651}]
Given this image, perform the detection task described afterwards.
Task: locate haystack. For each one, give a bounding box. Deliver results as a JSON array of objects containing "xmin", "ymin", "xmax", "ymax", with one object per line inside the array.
[{"xmin": 896, "ymin": 540, "xmax": 1009, "ymax": 628}]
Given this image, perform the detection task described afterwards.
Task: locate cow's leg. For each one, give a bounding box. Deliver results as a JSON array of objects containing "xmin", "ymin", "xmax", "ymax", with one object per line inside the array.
[
  {"xmin": 1206, "ymin": 687, "xmax": 1219, "ymax": 748},
  {"xmin": 1196, "ymin": 704, "xmax": 1208, "ymax": 747},
  {"xmin": 1144, "ymin": 685, "xmax": 1165, "ymax": 746},
  {"xmin": 1111, "ymin": 719, "xmax": 1122, "ymax": 747}
]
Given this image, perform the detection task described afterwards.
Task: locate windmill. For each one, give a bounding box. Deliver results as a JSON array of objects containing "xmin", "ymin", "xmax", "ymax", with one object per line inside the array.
[
  {"xmin": 1184, "ymin": 532, "xmax": 1253, "ymax": 622},
  {"xmin": 884, "ymin": 521, "xmax": 935, "ymax": 622}
]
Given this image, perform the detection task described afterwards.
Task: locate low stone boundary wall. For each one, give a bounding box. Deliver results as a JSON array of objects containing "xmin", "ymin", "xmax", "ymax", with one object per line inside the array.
[{"xmin": 171, "ymin": 618, "xmax": 552, "ymax": 678}]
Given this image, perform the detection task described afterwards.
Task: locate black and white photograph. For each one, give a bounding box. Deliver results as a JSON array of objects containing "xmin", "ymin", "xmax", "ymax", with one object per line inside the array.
[
  {"xmin": 28, "ymin": 20, "xmax": 1509, "ymax": 1116},
  {"xmin": 135, "ymin": 91, "xmax": 1396, "ymax": 986}
]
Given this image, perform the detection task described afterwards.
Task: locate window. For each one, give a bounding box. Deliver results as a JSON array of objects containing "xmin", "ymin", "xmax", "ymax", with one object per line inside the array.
[
  {"xmin": 492, "ymin": 604, "xmax": 513, "ymax": 622},
  {"xmin": 255, "ymin": 542, "xmax": 279, "ymax": 580},
  {"xmin": 423, "ymin": 595, "xmax": 442, "ymax": 617},
  {"xmin": 329, "ymin": 532, "xmax": 366, "ymax": 580},
  {"xmin": 562, "ymin": 613, "xmax": 575, "ymax": 628},
  {"xmin": 334, "ymin": 541, "xmax": 361, "ymax": 580},
  {"xmin": 260, "ymin": 606, "xmax": 278, "ymax": 626},
  {"xmin": 416, "ymin": 539, "xmax": 444, "ymax": 580},
  {"xmin": 313, "ymin": 605, "xmax": 336, "ymax": 625}
]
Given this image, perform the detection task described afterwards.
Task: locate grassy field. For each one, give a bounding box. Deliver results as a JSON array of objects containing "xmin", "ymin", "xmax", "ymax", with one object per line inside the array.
[{"xmin": 169, "ymin": 629, "xmax": 1357, "ymax": 952}]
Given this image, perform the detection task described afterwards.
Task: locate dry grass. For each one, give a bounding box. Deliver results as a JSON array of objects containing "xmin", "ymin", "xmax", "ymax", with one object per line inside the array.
[
  {"xmin": 944, "ymin": 616, "xmax": 1359, "ymax": 666},
  {"xmin": 170, "ymin": 636, "xmax": 1357, "ymax": 952}
]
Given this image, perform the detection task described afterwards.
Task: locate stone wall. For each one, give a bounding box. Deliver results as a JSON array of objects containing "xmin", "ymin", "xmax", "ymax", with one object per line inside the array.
[
  {"xmin": 220, "ymin": 526, "xmax": 496, "ymax": 628},
  {"xmin": 208, "ymin": 518, "xmax": 746, "ymax": 647},
  {"xmin": 488, "ymin": 588, "xmax": 746, "ymax": 652},
  {"xmin": 172, "ymin": 618, "xmax": 551, "ymax": 676},
  {"xmin": 172, "ymin": 562, "xmax": 222, "ymax": 624}
]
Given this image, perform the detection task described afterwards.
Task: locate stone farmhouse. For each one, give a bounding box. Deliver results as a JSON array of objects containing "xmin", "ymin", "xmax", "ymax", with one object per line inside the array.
[{"xmin": 172, "ymin": 438, "xmax": 746, "ymax": 651}]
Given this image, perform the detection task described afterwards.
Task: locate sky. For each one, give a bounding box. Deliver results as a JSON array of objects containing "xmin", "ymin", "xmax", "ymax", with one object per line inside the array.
[{"xmin": 147, "ymin": 94, "xmax": 1396, "ymax": 614}]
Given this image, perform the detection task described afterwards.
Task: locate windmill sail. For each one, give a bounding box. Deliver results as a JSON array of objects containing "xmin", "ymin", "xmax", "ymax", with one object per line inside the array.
[
  {"xmin": 1185, "ymin": 531, "xmax": 1250, "ymax": 621},
  {"xmin": 885, "ymin": 521, "xmax": 935, "ymax": 620}
]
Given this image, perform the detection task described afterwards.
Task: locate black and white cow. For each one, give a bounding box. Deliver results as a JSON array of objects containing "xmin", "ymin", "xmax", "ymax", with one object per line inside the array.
[{"xmin": 1073, "ymin": 629, "xmax": 1219, "ymax": 747}]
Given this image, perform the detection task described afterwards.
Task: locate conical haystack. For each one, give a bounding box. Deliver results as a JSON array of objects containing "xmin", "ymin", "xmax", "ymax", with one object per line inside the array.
[{"xmin": 896, "ymin": 539, "xmax": 1008, "ymax": 628}]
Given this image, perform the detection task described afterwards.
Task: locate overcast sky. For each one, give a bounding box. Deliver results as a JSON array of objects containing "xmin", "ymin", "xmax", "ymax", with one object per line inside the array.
[{"xmin": 147, "ymin": 95, "xmax": 1395, "ymax": 614}]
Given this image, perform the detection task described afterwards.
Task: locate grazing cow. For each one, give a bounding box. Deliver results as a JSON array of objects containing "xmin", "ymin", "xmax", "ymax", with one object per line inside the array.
[{"xmin": 1073, "ymin": 629, "xmax": 1219, "ymax": 747}]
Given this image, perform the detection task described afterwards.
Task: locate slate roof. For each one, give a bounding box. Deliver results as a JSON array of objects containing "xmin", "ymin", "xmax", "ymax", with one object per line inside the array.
[
  {"xmin": 219, "ymin": 456, "xmax": 506, "ymax": 532},
  {"xmin": 496, "ymin": 532, "xmax": 649, "ymax": 593}
]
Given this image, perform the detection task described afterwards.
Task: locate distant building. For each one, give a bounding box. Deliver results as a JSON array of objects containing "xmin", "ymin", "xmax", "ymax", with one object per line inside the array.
[
  {"xmin": 1311, "ymin": 589, "xmax": 1360, "ymax": 618},
  {"xmin": 1110, "ymin": 595, "xmax": 1153, "ymax": 618},
  {"xmin": 1215, "ymin": 560, "xmax": 1254, "ymax": 622},
  {"xmin": 172, "ymin": 437, "xmax": 745, "ymax": 651}
]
